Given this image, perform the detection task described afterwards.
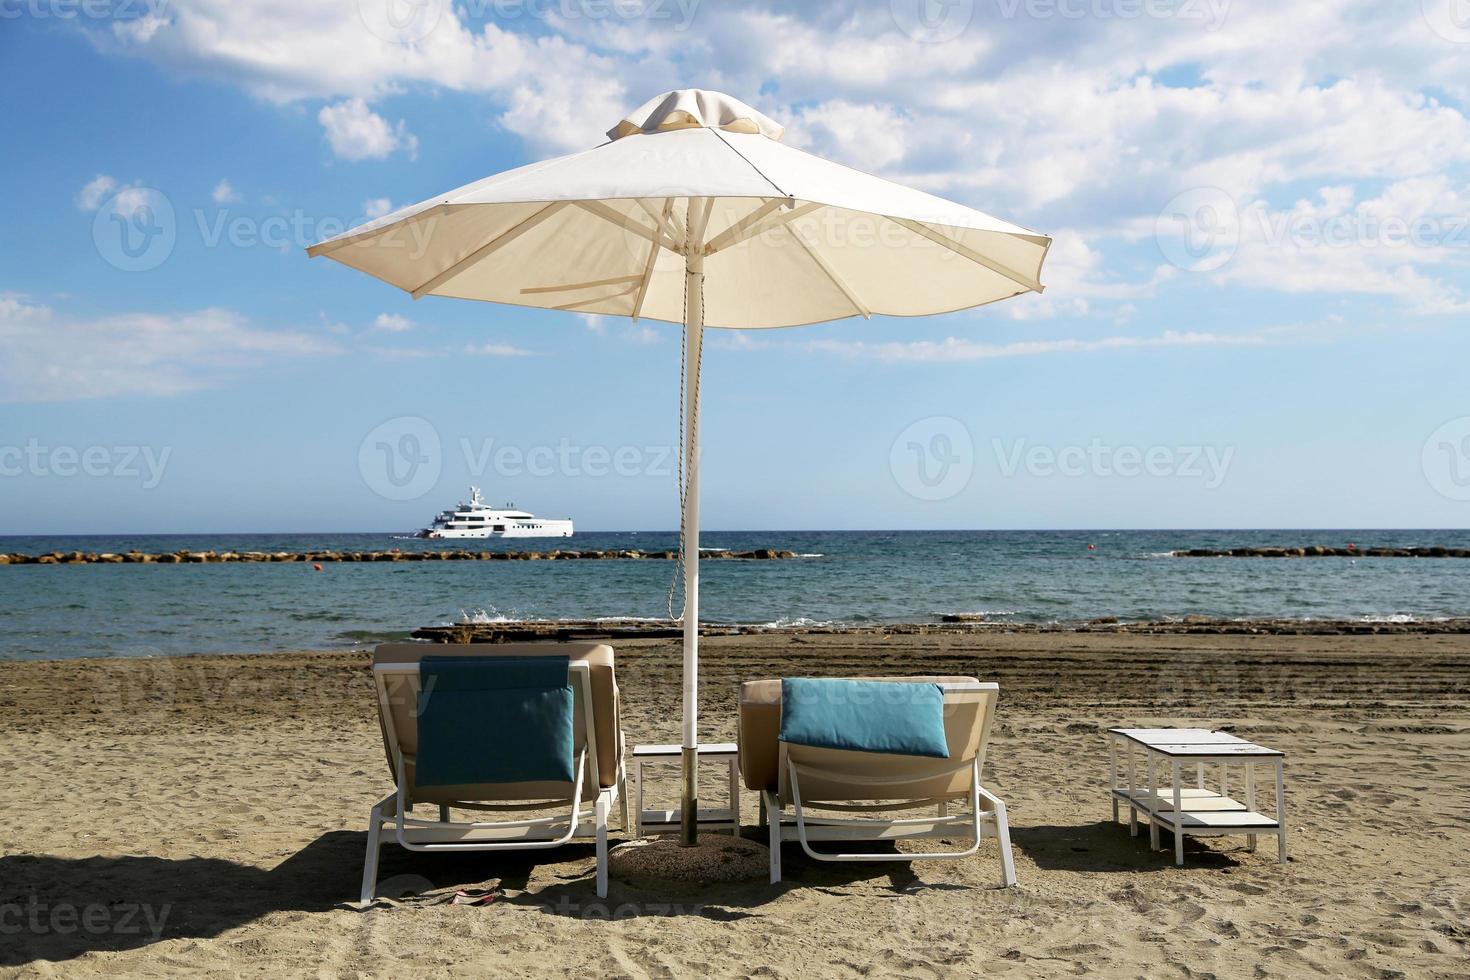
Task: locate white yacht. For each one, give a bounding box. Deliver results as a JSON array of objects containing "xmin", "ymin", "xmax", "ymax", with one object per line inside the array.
[{"xmin": 416, "ymin": 487, "xmax": 573, "ymax": 539}]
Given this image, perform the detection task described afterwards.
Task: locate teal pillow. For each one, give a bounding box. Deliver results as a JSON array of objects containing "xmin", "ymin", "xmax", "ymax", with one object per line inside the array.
[
  {"xmin": 779, "ymin": 678, "xmax": 950, "ymax": 758},
  {"xmin": 414, "ymin": 656, "xmax": 574, "ymax": 787}
]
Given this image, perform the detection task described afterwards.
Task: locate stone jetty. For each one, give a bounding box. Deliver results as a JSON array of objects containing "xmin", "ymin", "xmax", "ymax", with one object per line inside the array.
[
  {"xmin": 416, "ymin": 615, "xmax": 1470, "ymax": 643},
  {"xmin": 0, "ymin": 548, "xmax": 801, "ymax": 566},
  {"xmin": 1171, "ymin": 546, "xmax": 1470, "ymax": 558}
]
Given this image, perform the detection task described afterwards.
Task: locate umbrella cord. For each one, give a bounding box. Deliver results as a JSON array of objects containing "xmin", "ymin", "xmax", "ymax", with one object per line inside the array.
[{"xmin": 668, "ymin": 268, "xmax": 704, "ymax": 623}]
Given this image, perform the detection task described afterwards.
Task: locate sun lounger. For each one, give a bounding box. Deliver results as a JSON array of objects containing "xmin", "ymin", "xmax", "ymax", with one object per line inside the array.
[
  {"xmin": 738, "ymin": 676, "xmax": 1016, "ymax": 886},
  {"xmin": 361, "ymin": 642, "xmax": 627, "ymax": 903}
]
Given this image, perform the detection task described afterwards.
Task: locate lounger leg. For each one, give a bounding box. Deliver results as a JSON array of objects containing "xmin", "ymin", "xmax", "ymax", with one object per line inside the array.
[
  {"xmin": 1147, "ymin": 753, "xmax": 1160, "ymax": 850},
  {"xmin": 1275, "ymin": 762, "xmax": 1288, "ymax": 864},
  {"xmin": 765, "ymin": 790, "xmax": 781, "ymax": 884},
  {"xmin": 1109, "ymin": 737, "xmax": 1119, "ymax": 823},
  {"xmin": 360, "ymin": 796, "xmax": 389, "ymax": 906},
  {"xmin": 617, "ymin": 765, "xmax": 630, "ymax": 833},
  {"xmin": 632, "ymin": 759, "xmax": 643, "ymax": 841},
  {"xmin": 1172, "ymin": 761, "xmax": 1184, "ymax": 867},
  {"xmin": 991, "ymin": 794, "xmax": 1017, "ymax": 888},
  {"xmin": 595, "ymin": 793, "xmax": 610, "ymax": 898},
  {"xmin": 1245, "ymin": 762, "xmax": 1257, "ymax": 852},
  {"xmin": 729, "ymin": 759, "xmax": 741, "ymax": 838}
]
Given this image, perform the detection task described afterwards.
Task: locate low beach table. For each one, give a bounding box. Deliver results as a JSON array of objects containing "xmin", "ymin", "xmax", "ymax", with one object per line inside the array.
[
  {"xmin": 1108, "ymin": 728, "xmax": 1287, "ymax": 865},
  {"xmin": 631, "ymin": 743, "xmax": 740, "ymax": 839}
]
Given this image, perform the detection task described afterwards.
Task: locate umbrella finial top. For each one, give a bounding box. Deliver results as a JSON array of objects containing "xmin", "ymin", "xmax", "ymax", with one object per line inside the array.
[{"xmin": 607, "ymin": 89, "xmax": 784, "ymax": 143}]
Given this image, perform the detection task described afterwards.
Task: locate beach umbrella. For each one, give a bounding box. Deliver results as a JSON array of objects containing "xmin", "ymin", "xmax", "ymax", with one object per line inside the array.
[{"xmin": 308, "ymin": 89, "xmax": 1050, "ymax": 845}]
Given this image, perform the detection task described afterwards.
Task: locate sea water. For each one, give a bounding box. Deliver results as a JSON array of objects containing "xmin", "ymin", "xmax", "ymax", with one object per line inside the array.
[{"xmin": 2, "ymin": 529, "xmax": 1468, "ymax": 660}]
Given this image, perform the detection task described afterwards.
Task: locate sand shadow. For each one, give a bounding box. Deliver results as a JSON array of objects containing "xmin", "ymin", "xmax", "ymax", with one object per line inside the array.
[
  {"xmin": 1014, "ymin": 820, "xmax": 1247, "ymax": 872},
  {"xmin": 3, "ymin": 825, "xmax": 1003, "ymax": 962},
  {"xmin": 499, "ymin": 827, "xmax": 1008, "ymax": 922},
  {"xmin": 0, "ymin": 831, "xmax": 363, "ymax": 966}
]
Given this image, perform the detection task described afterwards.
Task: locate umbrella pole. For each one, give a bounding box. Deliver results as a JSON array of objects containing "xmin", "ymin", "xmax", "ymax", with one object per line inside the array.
[{"xmin": 679, "ymin": 249, "xmax": 705, "ymax": 847}]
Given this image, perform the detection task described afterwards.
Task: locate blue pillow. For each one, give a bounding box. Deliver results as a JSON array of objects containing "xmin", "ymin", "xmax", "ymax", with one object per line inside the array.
[
  {"xmin": 414, "ymin": 656, "xmax": 575, "ymax": 787},
  {"xmin": 779, "ymin": 678, "xmax": 950, "ymax": 758}
]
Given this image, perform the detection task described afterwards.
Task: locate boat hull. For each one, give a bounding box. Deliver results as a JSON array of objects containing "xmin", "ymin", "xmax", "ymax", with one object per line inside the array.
[{"xmin": 420, "ymin": 520, "xmax": 574, "ymax": 540}]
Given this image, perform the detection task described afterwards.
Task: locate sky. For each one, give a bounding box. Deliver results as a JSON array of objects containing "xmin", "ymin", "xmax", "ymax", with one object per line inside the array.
[{"xmin": 2, "ymin": 0, "xmax": 1469, "ymax": 533}]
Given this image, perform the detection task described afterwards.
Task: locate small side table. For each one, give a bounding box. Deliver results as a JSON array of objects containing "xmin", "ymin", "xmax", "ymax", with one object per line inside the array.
[
  {"xmin": 631, "ymin": 743, "xmax": 741, "ymax": 839},
  {"xmin": 1108, "ymin": 728, "xmax": 1287, "ymax": 865}
]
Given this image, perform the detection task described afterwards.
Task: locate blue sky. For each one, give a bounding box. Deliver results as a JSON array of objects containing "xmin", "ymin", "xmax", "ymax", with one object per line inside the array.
[{"xmin": 2, "ymin": 0, "xmax": 1469, "ymax": 533}]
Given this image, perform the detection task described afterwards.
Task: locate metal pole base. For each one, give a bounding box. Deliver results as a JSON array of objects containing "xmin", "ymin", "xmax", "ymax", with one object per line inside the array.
[{"xmin": 679, "ymin": 746, "xmax": 699, "ymax": 846}]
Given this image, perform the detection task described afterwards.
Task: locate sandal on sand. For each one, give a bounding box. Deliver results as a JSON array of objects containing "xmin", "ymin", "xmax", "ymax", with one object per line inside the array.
[{"xmin": 451, "ymin": 888, "xmax": 502, "ymax": 907}]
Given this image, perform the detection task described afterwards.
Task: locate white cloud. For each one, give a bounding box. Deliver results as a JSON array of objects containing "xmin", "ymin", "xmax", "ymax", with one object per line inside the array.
[
  {"xmin": 373, "ymin": 312, "xmax": 415, "ymax": 332},
  {"xmin": 78, "ymin": 2, "xmax": 1470, "ymax": 316},
  {"xmin": 464, "ymin": 341, "xmax": 534, "ymax": 356},
  {"xmin": 75, "ymin": 174, "xmax": 118, "ymax": 211},
  {"xmin": 363, "ymin": 197, "xmax": 393, "ymax": 218},
  {"xmin": 0, "ymin": 295, "xmax": 338, "ymax": 403},
  {"xmin": 211, "ymin": 179, "xmax": 240, "ymax": 203},
  {"xmin": 317, "ymin": 98, "xmax": 418, "ymax": 161}
]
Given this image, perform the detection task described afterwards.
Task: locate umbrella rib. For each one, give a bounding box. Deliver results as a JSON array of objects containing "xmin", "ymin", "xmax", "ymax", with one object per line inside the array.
[
  {"xmin": 891, "ymin": 218, "xmax": 1045, "ymax": 294},
  {"xmin": 520, "ymin": 274, "xmax": 643, "ymax": 295},
  {"xmin": 573, "ymin": 200, "xmax": 682, "ymax": 253},
  {"xmin": 306, "ymin": 202, "xmax": 452, "ymax": 257},
  {"xmin": 551, "ymin": 283, "xmax": 640, "ymax": 312},
  {"xmin": 637, "ymin": 197, "xmax": 684, "ymax": 246},
  {"xmin": 704, "ymin": 201, "xmax": 821, "ymax": 255},
  {"xmin": 410, "ymin": 202, "xmax": 568, "ymax": 300},
  {"xmin": 690, "ymin": 197, "xmax": 715, "ymax": 250},
  {"xmin": 702, "ymin": 198, "xmax": 786, "ymax": 255},
  {"xmin": 782, "ymin": 223, "xmax": 871, "ymax": 319},
  {"xmin": 631, "ymin": 199, "xmax": 672, "ymax": 322}
]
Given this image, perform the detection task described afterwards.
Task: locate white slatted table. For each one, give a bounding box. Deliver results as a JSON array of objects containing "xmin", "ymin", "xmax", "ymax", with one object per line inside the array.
[
  {"xmin": 1108, "ymin": 728, "xmax": 1287, "ymax": 865},
  {"xmin": 631, "ymin": 743, "xmax": 741, "ymax": 839}
]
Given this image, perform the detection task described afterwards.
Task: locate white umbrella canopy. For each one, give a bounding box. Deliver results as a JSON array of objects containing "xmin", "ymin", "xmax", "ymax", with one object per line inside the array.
[
  {"xmin": 309, "ymin": 89, "xmax": 1050, "ymax": 846},
  {"xmin": 308, "ymin": 90, "xmax": 1049, "ymax": 328}
]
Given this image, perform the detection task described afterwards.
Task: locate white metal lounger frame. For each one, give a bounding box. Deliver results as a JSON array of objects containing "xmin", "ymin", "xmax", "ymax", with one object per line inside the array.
[
  {"xmin": 763, "ymin": 681, "xmax": 1016, "ymax": 888},
  {"xmin": 361, "ymin": 661, "xmax": 623, "ymax": 903}
]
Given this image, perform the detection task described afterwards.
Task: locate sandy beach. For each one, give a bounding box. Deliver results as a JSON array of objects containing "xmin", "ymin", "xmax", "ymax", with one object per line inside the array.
[{"xmin": 3, "ymin": 631, "xmax": 1468, "ymax": 977}]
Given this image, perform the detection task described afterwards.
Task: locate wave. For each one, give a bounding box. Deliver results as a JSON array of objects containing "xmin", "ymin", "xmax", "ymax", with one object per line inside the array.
[{"xmin": 757, "ymin": 616, "xmax": 837, "ymax": 628}]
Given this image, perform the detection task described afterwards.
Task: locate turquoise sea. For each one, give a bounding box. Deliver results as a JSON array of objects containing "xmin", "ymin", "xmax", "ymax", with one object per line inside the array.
[{"xmin": 2, "ymin": 530, "xmax": 1469, "ymax": 660}]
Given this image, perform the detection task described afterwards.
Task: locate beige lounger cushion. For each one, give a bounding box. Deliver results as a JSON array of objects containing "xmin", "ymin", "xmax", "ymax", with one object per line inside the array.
[
  {"xmin": 373, "ymin": 642, "xmax": 622, "ymax": 803},
  {"xmin": 738, "ymin": 676, "xmax": 990, "ymax": 801}
]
